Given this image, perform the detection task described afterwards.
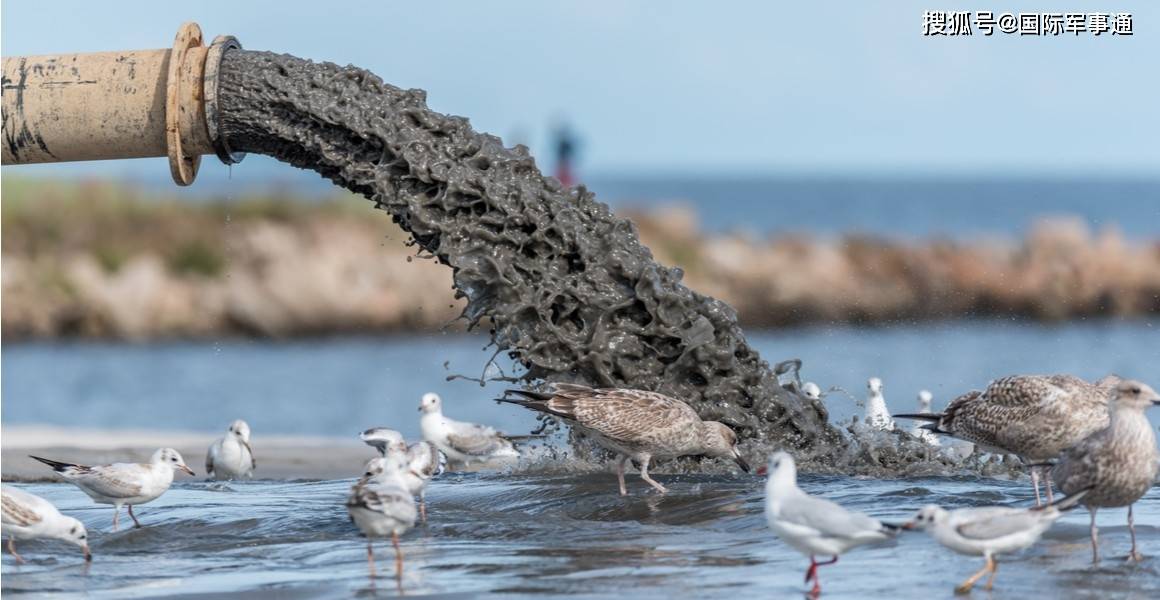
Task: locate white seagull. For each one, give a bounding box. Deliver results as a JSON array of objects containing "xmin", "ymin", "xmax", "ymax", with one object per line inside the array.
[
  {"xmin": 206, "ymin": 419, "xmax": 256, "ymax": 480},
  {"xmin": 30, "ymin": 448, "xmax": 195, "ymax": 531},
  {"xmin": 909, "ymin": 390, "xmax": 940, "ymax": 446},
  {"xmin": 419, "ymin": 392, "xmax": 520, "ymax": 466},
  {"xmin": 764, "ymin": 451, "xmax": 898, "ymax": 596},
  {"xmin": 347, "ymin": 454, "xmax": 418, "ymax": 581},
  {"xmin": 2, "ymin": 485, "xmax": 91, "ymax": 563},
  {"xmin": 863, "ymin": 377, "xmax": 894, "ymax": 431},
  {"xmin": 801, "ymin": 382, "xmax": 822, "ymax": 401},
  {"xmin": 359, "ymin": 427, "xmax": 446, "ymax": 522},
  {"xmin": 904, "ymin": 489, "xmax": 1089, "ymax": 593}
]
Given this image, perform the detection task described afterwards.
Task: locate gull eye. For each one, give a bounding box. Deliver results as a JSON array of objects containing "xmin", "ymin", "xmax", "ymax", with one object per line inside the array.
[
  {"xmin": 1131, "ymin": 386, "xmax": 1141, "ymax": 395},
  {"xmin": 80, "ymin": 534, "xmax": 86, "ymax": 540},
  {"xmin": 70, "ymin": 526, "xmax": 77, "ymax": 534}
]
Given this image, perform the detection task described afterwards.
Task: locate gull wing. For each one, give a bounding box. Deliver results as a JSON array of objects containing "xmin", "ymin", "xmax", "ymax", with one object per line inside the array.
[
  {"xmin": 1, "ymin": 489, "xmax": 45, "ymax": 527},
  {"xmin": 407, "ymin": 442, "xmax": 446, "ymax": 479},
  {"xmin": 347, "ymin": 481, "xmax": 417, "ymax": 523},
  {"xmin": 778, "ymin": 493, "xmax": 890, "ymax": 541},
  {"xmin": 74, "ymin": 463, "xmax": 146, "ymax": 498},
  {"xmin": 445, "ymin": 420, "xmax": 513, "ymax": 457},
  {"xmin": 552, "ymin": 386, "xmax": 701, "ymax": 446},
  {"xmin": 954, "ymin": 508, "xmax": 1042, "ymax": 540}
]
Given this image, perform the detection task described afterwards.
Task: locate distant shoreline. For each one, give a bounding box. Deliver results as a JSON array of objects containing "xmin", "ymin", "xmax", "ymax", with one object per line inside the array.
[{"xmin": 4, "ymin": 178, "xmax": 1158, "ymax": 340}]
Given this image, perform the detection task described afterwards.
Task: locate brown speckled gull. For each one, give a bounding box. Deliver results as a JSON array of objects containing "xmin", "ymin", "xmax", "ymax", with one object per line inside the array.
[
  {"xmin": 1052, "ymin": 379, "xmax": 1160, "ymax": 564},
  {"xmin": 896, "ymin": 374, "xmax": 1116, "ymax": 504},
  {"xmin": 498, "ymin": 383, "xmax": 749, "ymax": 495}
]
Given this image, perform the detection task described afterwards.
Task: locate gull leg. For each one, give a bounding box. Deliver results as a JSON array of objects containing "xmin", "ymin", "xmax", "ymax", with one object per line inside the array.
[
  {"xmin": 955, "ymin": 556, "xmax": 993, "ymax": 594},
  {"xmin": 639, "ymin": 457, "xmax": 667, "ymax": 494},
  {"xmin": 1089, "ymin": 507, "xmax": 1100, "ymax": 565},
  {"xmin": 7, "ymin": 538, "xmax": 25, "ymax": 564},
  {"xmin": 1030, "ymin": 468, "xmax": 1042, "ymax": 507},
  {"xmin": 366, "ymin": 538, "xmax": 377, "ymax": 578},
  {"xmin": 1126, "ymin": 504, "xmax": 1143, "ymax": 562},
  {"xmin": 127, "ymin": 505, "xmax": 142, "ymax": 528},
  {"xmin": 804, "ymin": 555, "xmax": 818, "ymax": 584},
  {"xmin": 112, "ymin": 506, "xmax": 120, "ymax": 532},
  {"xmin": 1044, "ymin": 468, "xmax": 1055, "ymax": 504},
  {"xmin": 984, "ymin": 556, "xmax": 999, "ymax": 591},
  {"xmin": 419, "ymin": 489, "xmax": 427, "ymax": 524},
  {"xmin": 392, "ymin": 531, "xmax": 404, "ymax": 583},
  {"xmin": 616, "ymin": 456, "xmax": 628, "ymax": 496},
  {"xmin": 807, "ymin": 556, "xmax": 837, "ymax": 596}
]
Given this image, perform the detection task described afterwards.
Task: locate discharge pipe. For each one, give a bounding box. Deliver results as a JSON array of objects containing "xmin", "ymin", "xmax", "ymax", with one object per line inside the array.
[{"xmin": 1, "ymin": 22, "xmax": 243, "ymax": 185}]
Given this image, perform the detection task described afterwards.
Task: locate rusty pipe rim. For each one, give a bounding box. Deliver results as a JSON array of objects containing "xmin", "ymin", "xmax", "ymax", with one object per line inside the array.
[
  {"xmin": 205, "ymin": 35, "xmax": 246, "ymax": 166},
  {"xmin": 166, "ymin": 22, "xmax": 204, "ymax": 186}
]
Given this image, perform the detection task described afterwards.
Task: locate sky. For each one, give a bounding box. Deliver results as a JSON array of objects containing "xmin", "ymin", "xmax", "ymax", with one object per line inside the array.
[{"xmin": 3, "ymin": 0, "xmax": 1158, "ymax": 180}]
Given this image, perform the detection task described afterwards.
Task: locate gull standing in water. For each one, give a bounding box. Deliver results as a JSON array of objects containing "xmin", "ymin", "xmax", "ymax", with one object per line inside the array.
[
  {"xmin": 1052, "ymin": 379, "xmax": 1160, "ymax": 563},
  {"xmin": 764, "ymin": 452, "xmax": 897, "ymax": 597},
  {"xmin": 419, "ymin": 393, "xmax": 521, "ymax": 466},
  {"xmin": 360, "ymin": 427, "xmax": 446, "ymax": 522},
  {"xmin": 904, "ymin": 489, "xmax": 1090, "ymax": 594},
  {"xmin": 909, "ymin": 390, "xmax": 940, "ymax": 446},
  {"xmin": 206, "ymin": 419, "xmax": 256, "ymax": 480},
  {"xmin": 498, "ymin": 383, "xmax": 749, "ymax": 495},
  {"xmin": 2, "ymin": 485, "xmax": 91, "ymax": 563},
  {"xmin": 30, "ymin": 448, "xmax": 195, "ymax": 531},
  {"xmin": 347, "ymin": 454, "xmax": 417, "ymax": 582},
  {"xmin": 896, "ymin": 374, "xmax": 1115, "ymax": 505},
  {"xmin": 863, "ymin": 377, "xmax": 894, "ymax": 431}
]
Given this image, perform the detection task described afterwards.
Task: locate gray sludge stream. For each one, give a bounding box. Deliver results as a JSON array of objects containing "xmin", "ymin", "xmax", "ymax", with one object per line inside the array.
[{"xmin": 216, "ymin": 49, "xmax": 869, "ymax": 466}]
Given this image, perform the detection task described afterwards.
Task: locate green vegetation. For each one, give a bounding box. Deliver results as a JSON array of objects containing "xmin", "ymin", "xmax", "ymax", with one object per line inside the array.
[{"xmin": 1, "ymin": 176, "xmax": 372, "ymax": 278}]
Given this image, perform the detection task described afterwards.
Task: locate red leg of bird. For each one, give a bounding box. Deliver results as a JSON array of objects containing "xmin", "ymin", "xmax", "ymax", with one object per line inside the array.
[
  {"xmin": 804, "ymin": 556, "xmax": 818, "ymax": 584},
  {"xmin": 392, "ymin": 531, "xmax": 404, "ymax": 583},
  {"xmin": 366, "ymin": 539, "xmax": 376, "ymax": 578},
  {"xmin": 7, "ymin": 539, "xmax": 25, "ymax": 564},
  {"xmin": 128, "ymin": 505, "xmax": 142, "ymax": 528}
]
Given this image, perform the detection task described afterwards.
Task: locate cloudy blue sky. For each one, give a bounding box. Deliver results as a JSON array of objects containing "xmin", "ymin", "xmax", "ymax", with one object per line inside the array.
[{"xmin": 3, "ymin": 0, "xmax": 1157, "ymax": 180}]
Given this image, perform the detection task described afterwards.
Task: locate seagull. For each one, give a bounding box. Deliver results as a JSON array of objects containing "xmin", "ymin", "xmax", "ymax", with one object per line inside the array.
[
  {"xmin": 801, "ymin": 382, "xmax": 822, "ymax": 401},
  {"xmin": 2, "ymin": 485, "xmax": 91, "ymax": 563},
  {"xmin": 764, "ymin": 451, "xmax": 897, "ymax": 597},
  {"xmin": 1051, "ymin": 379, "xmax": 1160, "ymax": 563},
  {"xmin": 30, "ymin": 448, "xmax": 195, "ymax": 531},
  {"xmin": 419, "ymin": 392, "xmax": 521, "ymax": 466},
  {"xmin": 895, "ymin": 374, "xmax": 1115, "ymax": 505},
  {"xmin": 909, "ymin": 391, "xmax": 940, "ymax": 446},
  {"xmin": 206, "ymin": 419, "xmax": 256, "ymax": 480},
  {"xmin": 347, "ymin": 454, "xmax": 418, "ymax": 581},
  {"xmin": 904, "ymin": 489, "xmax": 1089, "ymax": 593},
  {"xmin": 499, "ymin": 383, "xmax": 749, "ymax": 495},
  {"xmin": 863, "ymin": 377, "xmax": 894, "ymax": 431},
  {"xmin": 359, "ymin": 427, "xmax": 446, "ymax": 522}
]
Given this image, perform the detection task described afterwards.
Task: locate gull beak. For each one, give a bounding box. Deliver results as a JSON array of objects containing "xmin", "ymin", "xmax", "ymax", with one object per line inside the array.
[
  {"xmin": 900, "ymin": 521, "xmax": 918, "ymax": 531},
  {"xmin": 756, "ymin": 466, "xmax": 768, "ymax": 476},
  {"xmin": 179, "ymin": 464, "xmax": 196, "ymax": 477},
  {"xmin": 83, "ymin": 545, "xmax": 92, "ymax": 562},
  {"xmin": 732, "ymin": 450, "xmax": 751, "ymax": 473}
]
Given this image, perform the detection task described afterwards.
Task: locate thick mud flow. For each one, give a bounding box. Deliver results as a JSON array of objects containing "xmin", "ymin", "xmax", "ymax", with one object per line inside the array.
[{"xmin": 216, "ymin": 50, "xmax": 852, "ymax": 460}]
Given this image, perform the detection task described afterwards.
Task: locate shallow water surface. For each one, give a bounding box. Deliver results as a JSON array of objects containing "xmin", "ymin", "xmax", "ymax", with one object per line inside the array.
[{"xmin": 3, "ymin": 475, "xmax": 1158, "ymax": 599}]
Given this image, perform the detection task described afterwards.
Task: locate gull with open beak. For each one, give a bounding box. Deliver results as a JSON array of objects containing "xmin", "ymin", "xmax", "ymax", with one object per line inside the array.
[
  {"xmin": 30, "ymin": 448, "xmax": 195, "ymax": 531},
  {"xmin": 2, "ymin": 485, "xmax": 91, "ymax": 563}
]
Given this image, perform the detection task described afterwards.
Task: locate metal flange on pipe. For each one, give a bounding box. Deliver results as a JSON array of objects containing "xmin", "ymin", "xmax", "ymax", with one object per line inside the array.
[{"xmin": 1, "ymin": 22, "xmax": 244, "ymax": 186}]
